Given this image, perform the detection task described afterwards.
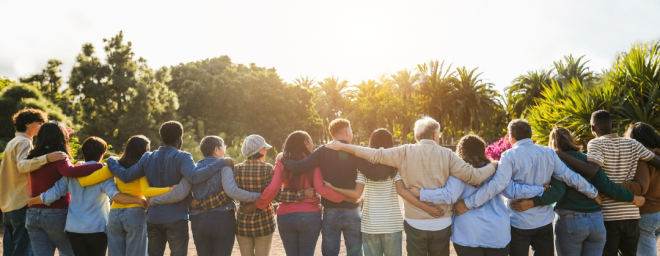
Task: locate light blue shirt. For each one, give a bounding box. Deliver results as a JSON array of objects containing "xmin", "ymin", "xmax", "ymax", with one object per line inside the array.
[
  {"xmin": 421, "ymin": 176, "xmax": 544, "ymax": 248},
  {"xmin": 462, "ymin": 139, "xmax": 598, "ymax": 229},
  {"xmin": 41, "ymin": 161, "xmax": 120, "ymax": 233}
]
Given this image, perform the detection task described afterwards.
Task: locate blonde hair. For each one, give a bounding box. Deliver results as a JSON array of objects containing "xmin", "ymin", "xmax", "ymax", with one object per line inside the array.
[{"xmin": 548, "ymin": 126, "xmax": 582, "ymax": 152}]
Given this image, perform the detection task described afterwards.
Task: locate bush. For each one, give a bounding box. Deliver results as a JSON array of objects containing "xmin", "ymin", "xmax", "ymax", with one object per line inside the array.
[
  {"xmin": 0, "ymin": 84, "xmax": 70, "ymax": 139},
  {"xmin": 485, "ymin": 136, "xmax": 512, "ymax": 161}
]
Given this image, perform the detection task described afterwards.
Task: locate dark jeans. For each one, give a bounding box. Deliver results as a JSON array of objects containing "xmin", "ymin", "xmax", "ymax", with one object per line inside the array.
[
  {"xmin": 147, "ymin": 219, "xmax": 189, "ymax": 256},
  {"xmin": 190, "ymin": 210, "xmax": 236, "ymax": 256},
  {"xmin": 403, "ymin": 220, "xmax": 451, "ymax": 256},
  {"xmin": 65, "ymin": 232, "xmax": 108, "ymax": 256},
  {"xmin": 2, "ymin": 206, "xmax": 33, "ymax": 256},
  {"xmin": 509, "ymin": 223, "xmax": 554, "ymax": 256},
  {"xmin": 278, "ymin": 211, "xmax": 322, "ymax": 256},
  {"xmin": 453, "ymin": 243, "xmax": 510, "ymax": 256},
  {"xmin": 322, "ymin": 209, "xmax": 362, "ymax": 256},
  {"xmin": 603, "ymin": 219, "xmax": 640, "ymax": 256}
]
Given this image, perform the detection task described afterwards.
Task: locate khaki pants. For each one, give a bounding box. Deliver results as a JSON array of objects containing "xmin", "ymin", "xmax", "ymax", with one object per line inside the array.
[{"xmin": 236, "ymin": 234, "xmax": 274, "ymax": 256}]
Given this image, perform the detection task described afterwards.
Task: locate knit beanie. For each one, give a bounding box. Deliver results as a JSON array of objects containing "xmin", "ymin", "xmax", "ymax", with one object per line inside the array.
[{"xmin": 241, "ymin": 135, "xmax": 272, "ymax": 157}]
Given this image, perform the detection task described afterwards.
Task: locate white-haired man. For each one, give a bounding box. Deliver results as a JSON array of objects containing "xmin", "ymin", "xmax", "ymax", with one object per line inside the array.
[{"xmin": 325, "ymin": 117, "xmax": 498, "ymax": 256}]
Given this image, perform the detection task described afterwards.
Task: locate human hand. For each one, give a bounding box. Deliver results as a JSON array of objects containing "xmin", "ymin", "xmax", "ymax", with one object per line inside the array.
[
  {"xmin": 653, "ymin": 148, "xmax": 660, "ymax": 156},
  {"xmin": 344, "ymin": 197, "xmax": 360, "ymax": 203},
  {"xmin": 190, "ymin": 198, "xmax": 198, "ymax": 210},
  {"xmin": 169, "ymin": 185, "xmax": 178, "ymax": 192},
  {"xmin": 491, "ymin": 161, "xmax": 499, "ymax": 169},
  {"xmin": 46, "ymin": 151, "xmax": 68, "ymax": 163},
  {"xmin": 594, "ymin": 194, "xmax": 602, "ymax": 205},
  {"xmin": 323, "ymin": 180, "xmax": 335, "ymax": 189},
  {"xmin": 240, "ymin": 203, "xmax": 257, "ymax": 213},
  {"xmin": 633, "ymin": 196, "xmax": 646, "ymax": 207},
  {"xmin": 304, "ymin": 188, "xmax": 316, "ymax": 199},
  {"xmin": 543, "ymin": 184, "xmax": 551, "ymax": 191},
  {"xmin": 66, "ymin": 127, "xmax": 75, "ymax": 135},
  {"xmin": 139, "ymin": 198, "xmax": 149, "ymax": 209},
  {"xmin": 223, "ymin": 157, "xmax": 235, "ymax": 169},
  {"xmin": 454, "ymin": 200, "xmax": 469, "ymax": 216},
  {"xmin": 27, "ymin": 196, "xmax": 43, "ymax": 207},
  {"xmin": 408, "ymin": 186, "xmax": 421, "ymax": 198},
  {"xmin": 276, "ymin": 153, "xmax": 284, "ymax": 162},
  {"xmin": 424, "ymin": 205, "xmax": 444, "ymax": 218},
  {"xmin": 325, "ymin": 140, "xmax": 344, "ymax": 151},
  {"xmin": 510, "ymin": 199, "xmax": 534, "ymax": 212}
]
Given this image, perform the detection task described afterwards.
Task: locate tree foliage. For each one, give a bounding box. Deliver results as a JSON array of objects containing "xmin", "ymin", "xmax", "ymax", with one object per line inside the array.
[{"xmin": 0, "ymin": 82, "xmax": 69, "ymax": 138}]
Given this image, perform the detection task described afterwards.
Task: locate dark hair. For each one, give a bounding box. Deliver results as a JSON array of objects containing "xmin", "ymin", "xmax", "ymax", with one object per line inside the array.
[
  {"xmin": 625, "ymin": 122, "xmax": 660, "ymax": 149},
  {"xmin": 508, "ymin": 119, "xmax": 532, "ymax": 141},
  {"xmin": 12, "ymin": 108, "xmax": 48, "ymax": 132},
  {"xmin": 159, "ymin": 121, "xmax": 183, "ymax": 145},
  {"xmin": 361, "ymin": 129, "xmax": 398, "ymax": 181},
  {"xmin": 81, "ymin": 137, "xmax": 107, "ymax": 162},
  {"xmin": 117, "ymin": 135, "xmax": 151, "ymax": 169},
  {"xmin": 248, "ymin": 152, "xmax": 264, "ymax": 160},
  {"xmin": 200, "ymin": 136, "xmax": 224, "ymax": 157},
  {"xmin": 329, "ymin": 118, "xmax": 350, "ymax": 136},
  {"xmin": 591, "ymin": 110, "xmax": 612, "ymax": 132},
  {"xmin": 27, "ymin": 121, "xmax": 72, "ymax": 160},
  {"xmin": 455, "ymin": 135, "xmax": 491, "ymax": 168},
  {"xmin": 549, "ymin": 126, "xmax": 582, "ymax": 152},
  {"xmin": 281, "ymin": 131, "xmax": 314, "ymax": 190}
]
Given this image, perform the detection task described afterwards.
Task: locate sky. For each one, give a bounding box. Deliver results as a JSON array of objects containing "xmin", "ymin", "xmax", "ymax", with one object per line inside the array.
[{"xmin": 1, "ymin": 0, "xmax": 659, "ymax": 94}]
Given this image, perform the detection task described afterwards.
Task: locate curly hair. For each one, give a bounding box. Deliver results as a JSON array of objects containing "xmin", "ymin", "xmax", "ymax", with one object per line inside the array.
[
  {"xmin": 548, "ymin": 126, "xmax": 582, "ymax": 152},
  {"xmin": 455, "ymin": 135, "xmax": 491, "ymax": 168},
  {"xmin": 12, "ymin": 108, "xmax": 48, "ymax": 132}
]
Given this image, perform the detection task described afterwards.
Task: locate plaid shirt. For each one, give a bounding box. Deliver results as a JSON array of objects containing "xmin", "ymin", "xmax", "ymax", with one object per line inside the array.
[{"xmin": 194, "ymin": 186, "xmax": 305, "ymax": 211}]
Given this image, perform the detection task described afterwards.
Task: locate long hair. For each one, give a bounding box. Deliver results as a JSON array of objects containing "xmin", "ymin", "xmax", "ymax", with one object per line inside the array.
[
  {"xmin": 455, "ymin": 135, "xmax": 490, "ymax": 168},
  {"xmin": 548, "ymin": 126, "xmax": 582, "ymax": 152},
  {"xmin": 27, "ymin": 121, "xmax": 72, "ymax": 160},
  {"xmin": 117, "ymin": 135, "xmax": 151, "ymax": 169},
  {"xmin": 625, "ymin": 122, "xmax": 660, "ymax": 149},
  {"xmin": 361, "ymin": 129, "xmax": 398, "ymax": 181},
  {"xmin": 281, "ymin": 131, "xmax": 314, "ymax": 190}
]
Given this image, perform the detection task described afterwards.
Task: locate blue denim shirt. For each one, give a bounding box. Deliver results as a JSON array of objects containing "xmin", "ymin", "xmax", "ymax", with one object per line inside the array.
[
  {"xmin": 41, "ymin": 161, "xmax": 120, "ymax": 233},
  {"xmin": 106, "ymin": 146, "xmax": 225, "ymax": 224},
  {"xmin": 421, "ymin": 176, "xmax": 543, "ymax": 248},
  {"xmin": 462, "ymin": 139, "xmax": 598, "ymax": 229},
  {"xmin": 189, "ymin": 156, "xmax": 261, "ymax": 215}
]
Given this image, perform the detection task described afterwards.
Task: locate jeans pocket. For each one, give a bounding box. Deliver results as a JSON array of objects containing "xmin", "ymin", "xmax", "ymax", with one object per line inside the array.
[
  {"xmin": 25, "ymin": 210, "xmax": 38, "ymax": 230},
  {"xmin": 560, "ymin": 214, "xmax": 582, "ymax": 235},
  {"xmin": 125, "ymin": 209, "xmax": 146, "ymax": 230}
]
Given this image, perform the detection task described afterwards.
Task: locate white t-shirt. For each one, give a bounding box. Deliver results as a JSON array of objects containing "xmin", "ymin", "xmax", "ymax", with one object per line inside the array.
[{"xmin": 357, "ymin": 172, "xmax": 404, "ymax": 234}]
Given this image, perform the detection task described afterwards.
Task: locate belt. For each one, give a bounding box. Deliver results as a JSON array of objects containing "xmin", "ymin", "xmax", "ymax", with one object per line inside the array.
[{"xmin": 324, "ymin": 207, "xmax": 360, "ymax": 211}]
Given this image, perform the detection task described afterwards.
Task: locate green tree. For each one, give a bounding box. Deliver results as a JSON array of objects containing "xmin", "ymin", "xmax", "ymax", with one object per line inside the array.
[
  {"xmin": 69, "ymin": 31, "xmax": 179, "ymax": 151},
  {"xmin": 0, "ymin": 83, "xmax": 69, "ymax": 139},
  {"xmin": 553, "ymin": 54, "xmax": 599, "ymax": 88},
  {"xmin": 20, "ymin": 59, "xmax": 63, "ymax": 102},
  {"xmin": 314, "ymin": 76, "xmax": 350, "ymax": 142},
  {"xmin": 416, "ymin": 60, "xmax": 459, "ymax": 144},
  {"xmin": 505, "ymin": 69, "xmax": 553, "ymax": 118},
  {"xmin": 391, "ymin": 69, "xmax": 420, "ymax": 143},
  {"xmin": 452, "ymin": 67, "xmax": 504, "ymax": 135}
]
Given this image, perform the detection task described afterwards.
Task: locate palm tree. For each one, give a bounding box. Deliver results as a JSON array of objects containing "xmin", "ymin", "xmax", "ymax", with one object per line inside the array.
[
  {"xmin": 505, "ymin": 69, "xmax": 553, "ymax": 118},
  {"xmin": 391, "ymin": 69, "xmax": 420, "ymax": 143},
  {"xmin": 293, "ymin": 76, "xmax": 316, "ymax": 89},
  {"xmin": 553, "ymin": 54, "xmax": 599, "ymax": 88},
  {"xmin": 315, "ymin": 76, "xmax": 350, "ymax": 141},
  {"xmin": 417, "ymin": 60, "xmax": 459, "ymax": 144},
  {"xmin": 453, "ymin": 67, "xmax": 503, "ymax": 134}
]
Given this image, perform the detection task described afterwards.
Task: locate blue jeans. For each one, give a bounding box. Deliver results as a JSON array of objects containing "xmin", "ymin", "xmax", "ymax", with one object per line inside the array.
[
  {"xmin": 554, "ymin": 209, "xmax": 606, "ymax": 256},
  {"xmin": 322, "ymin": 209, "xmax": 362, "ymax": 256},
  {"xmin": 107, "ymin": 207, "xmax": 148, "ymax": 256},
  {"xmin": 362, "ymin": 232, "xmax": 402, "ymax": 256},
  {"xmin": 3, "ymin": 206, "xmax": 33, "ymax": 256},
  {"xmin": 190, "ymin": 210, "xmax": 236, "ymax": 256},
  {"xmin": 146, "ymin": 219, "xmax": 189, "ymax": 256},
  {"xmin": 25, "ymin": 208, "xmax": 73, "ymax": 256},
  {"xmin": 637, "ymin": 212, "xmax": 660, "ymax": 256},
  {"xmin": 277, "ymin": 211, "xmax": 322, "ymax": 256}
]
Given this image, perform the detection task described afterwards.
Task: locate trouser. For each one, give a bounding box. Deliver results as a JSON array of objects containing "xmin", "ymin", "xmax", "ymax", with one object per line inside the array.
[
  {"xmin": 25, "ymin": 208, "xmax": 73, "ymax": 256},
  {"xmin": 403, "ymin": 220, "xmax": 451, "ymax": 256},
  {"xmin": 637, "ymin": 212, "xmax": 660, "ymax": 256},
  {"xmin": 509, "ymin": 223, "xmax": 554, "ymax": 256},
  {"xmin": 453, "ymin": 243, "xmax": 510, "ymax": 256},
  {"xmin": 603, "ymin": 219, "xmax": 640, "ymax": 256},
  {"xmin": 321, "ymin": 209, "xmax": 362, "ymax": 256},
  {"xmin": 277, "ymin": 211, "xmax": 322, "ymax": 256},
  {"xmin": 236, "ymin": 234, "xmax": 274, "ymax": 256},
  {"xmin": 2, "ymin": 205, "xmax": 33, "ymax": 256},
  {"xmin": 65, "ymin": 232, "xmax": 108, "ymax": 256},
  {"xmin": 106, "ymin": 207, "xmax": 148, "ymax": 256},
  {"xmin": 554, "ymin": 209, "xmax": 606, "ymax": 256},
  {"xmin": 146, "ymin": 219, "xmax": 189, "ymax": 256},
  {"xmin": 190, "ymin": 210, "xmax": 236, "ymax": 256},
  {"xmin": 362, "ymin": 232, "xmax": 402, "ymax": 256}
]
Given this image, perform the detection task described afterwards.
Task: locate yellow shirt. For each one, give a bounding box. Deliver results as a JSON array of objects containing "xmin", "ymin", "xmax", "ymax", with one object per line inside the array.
[{"xmin": 78, "ymin": 166, "xmax": 170, "ymax": 209}]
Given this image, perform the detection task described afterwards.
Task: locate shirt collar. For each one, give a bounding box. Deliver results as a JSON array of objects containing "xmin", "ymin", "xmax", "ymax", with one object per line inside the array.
[
  {"xmin": 600, "ymin": 133, "xmax": 619, "ymax": 139},
  {"xmin": 419, "ymin": 139, "xmax": 437, "ymax": 146},
  {"xmin": 203, "ymin": 156, "xmax": 218, "ymax": 161},
  {"xmin": 158, "ymin": 146, "xmax": 177, "ymax": 151},
  {"xmin": 83, "ymin": 161, "xmax": 98, "ymax": 165},
  {"xmin": 16, "ymin": 132, "xmax": 32, "ymax": 141},
  {"xmin": 513, "ymin": 138, "xmax": 534, "ymax": 148}
]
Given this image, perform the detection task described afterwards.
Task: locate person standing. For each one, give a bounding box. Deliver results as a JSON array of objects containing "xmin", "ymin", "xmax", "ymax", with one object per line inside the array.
[{"xmin": 0, "ymin": 109, "xmax": 67, "ymax": 256}]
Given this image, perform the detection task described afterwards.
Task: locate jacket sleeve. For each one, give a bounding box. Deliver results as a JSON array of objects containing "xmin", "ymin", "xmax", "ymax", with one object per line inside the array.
[
  {"xmin": 107, "ymin": 156, "xmax": 145, "ymax": 183},
  {"xmin": 354, "ymin": 146, "xmax": 406, "ymax": 169},
  {"xmin": 419, "ymin": 176, "xmax": 465, "ymax": 205},
  {"xmin": 593, "ymin": 170, "xmax": 635, "ymax": 202},
  {"xmin": 502, "ymin": 180, "xmax": 545, "ymax": 200},
  {"xmin": 617, "ymin": 161, "xmax": 650, "ymax": 196},
  {"xmin": 99, "ymin": 178, "xmax": 121, "ymax": 201},
  {"xmin": 179, "ymin": 153, "xmax": 225, "ymax": 184},
  {"xmin": 463, "ymin": 156, "xmax": 512, "ymax": 209},
  {"xmin": 78, "ymin": 166, "xmax": 114, "ymax": 186},
  {"xmin": 15, "ymin": 140, "xmax": 48, "ymax": 174},
  {"xmin": 195, "ymin": 191, "xmax": 231, "ymax": 211},
  {"xmin": 139, "ymin": 177, "xmax": 171, "ymax": 198},
  {"xmin": 149, "ymin": 178, "xmax": 192, "ymax": 206},
  {"xmin": 448, "ymin": 153, "xmax": 497, "ymax": 186},
  {"xmin": 220, "ymin": 166, "xmax": 260, "ymax": 202},
  {"xmin": 280, "ymin": 148, "xmax": 323, "ymax": 174},
  {"xmin": 40, "ymin": 177, "xmax": 70, "ymax": 206},
  {"xmin": 532, "ymin": 178, "xmax": 566, "ymax": 207},
  {"xmin": 313, "ymin": 168, "xmax": 345, "ymax": 203},
  {"xmin": 255, "ymin": 163, "xmax": 285, "ymax": 209},
  {"xmin": 551, "ymin": 152, "xmax": 598, "ymax": 199},
  {"xmin": 56, "ymin": 158, "xmax": 102, "ymax": 178}
]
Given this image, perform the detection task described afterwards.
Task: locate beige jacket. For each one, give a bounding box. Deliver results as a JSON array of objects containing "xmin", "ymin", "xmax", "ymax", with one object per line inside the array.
[
  {"xmin": 355, "ymin": 140, "xmax": 496, "ymax": 220},
  {"xmin": 0, "ymin": 133, "xmax": 48, "ymax": 212}
]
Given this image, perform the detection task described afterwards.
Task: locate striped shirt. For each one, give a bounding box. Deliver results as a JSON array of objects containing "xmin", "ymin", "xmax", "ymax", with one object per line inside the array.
[
  {"xmin": 587, "ymin": 133, "xmax": 655, "ymax": 221},
  {"xmin": 357, "ymin": 172, "xmax": 404, "ymax": 234}
]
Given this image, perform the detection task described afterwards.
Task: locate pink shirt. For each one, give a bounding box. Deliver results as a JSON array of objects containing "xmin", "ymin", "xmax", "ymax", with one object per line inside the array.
[{"xmin": 255, "ymin": 161, "xmax": 345, "ymax": 215}]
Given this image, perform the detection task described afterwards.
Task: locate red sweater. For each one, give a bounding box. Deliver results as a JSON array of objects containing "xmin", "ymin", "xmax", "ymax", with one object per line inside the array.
[
  {"xmin": 29, "ymin": 158, "xmax": 102, "ymax": 209},
  {"xmin": 255, "ymin": 161, "xmax": 345, "ymax": 215}
]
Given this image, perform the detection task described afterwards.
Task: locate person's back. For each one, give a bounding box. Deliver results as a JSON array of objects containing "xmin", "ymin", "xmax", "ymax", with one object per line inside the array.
[
  {"xmin": 140, "ymin": 147, "xmax": 190, "ymax": 223},
  {"xmin": 309, "ymin": 145, "xmax": 360, "ymax": 208}
]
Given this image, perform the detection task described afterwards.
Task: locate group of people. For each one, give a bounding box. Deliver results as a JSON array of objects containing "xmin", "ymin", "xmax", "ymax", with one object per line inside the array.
[{"xmin": 2, "ymin": 107, "xmax": 660, "ymax": 256}]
